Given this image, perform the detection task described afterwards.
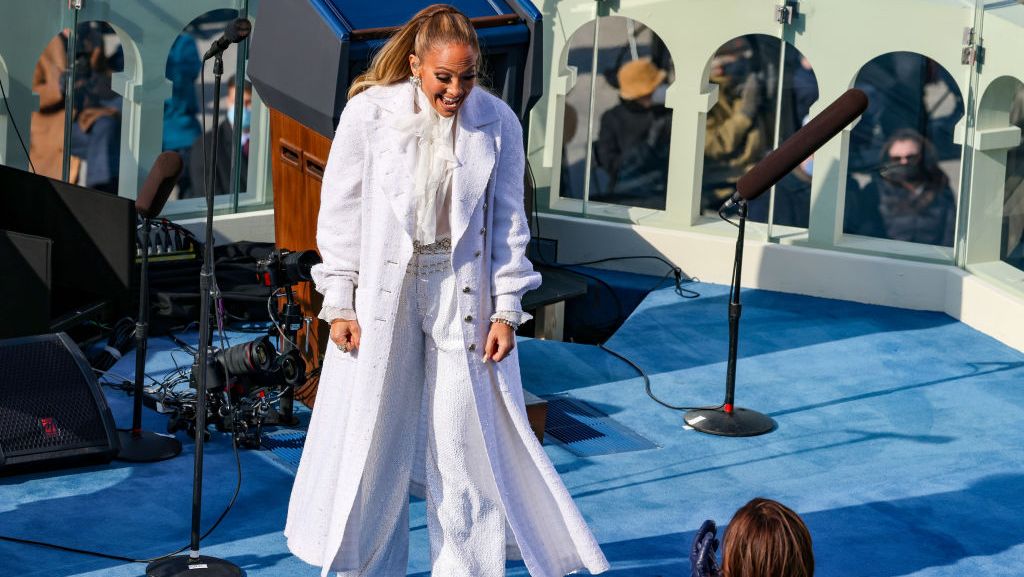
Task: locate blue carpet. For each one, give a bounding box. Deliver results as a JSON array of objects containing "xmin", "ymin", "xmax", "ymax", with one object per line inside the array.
[{"xmin": 3, "ymin": 283, "xmax": 1024, "ymax": 576}]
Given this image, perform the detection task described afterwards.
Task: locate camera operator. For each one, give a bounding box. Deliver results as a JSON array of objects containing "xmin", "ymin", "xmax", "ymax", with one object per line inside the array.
[{"xmin": 691, "ymin": 498, "xmax": 814, "ymax": 577}]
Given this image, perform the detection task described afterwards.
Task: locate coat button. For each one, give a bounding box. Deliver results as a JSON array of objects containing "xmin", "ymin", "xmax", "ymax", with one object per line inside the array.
[
  {"xmin": 474, "ymin": 250, "xmax": 481, "ymax": 257},
  {"xmin": 463, "ymin": 286, "xmax": 471, "ymax": 293},
  {"xmin": 465, "ymin": 315, "xmax": 474, "ymax": 322},
  {"xmin": 468, "ymin": 344, "xmax": 476, "ymax": 351},
  {"xmin": 480, "ymin": 227, "xmax": 486, "ymax": 234}
]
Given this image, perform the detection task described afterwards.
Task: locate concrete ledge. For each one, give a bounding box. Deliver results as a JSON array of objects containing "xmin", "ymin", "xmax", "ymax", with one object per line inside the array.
[
  {"xmin": 536, "ymin": 213, "xmax": 1024, "ymax": 352},
  {"xmin": 178, "ymin": 209, "xmax": 276, "ymax": 245}
]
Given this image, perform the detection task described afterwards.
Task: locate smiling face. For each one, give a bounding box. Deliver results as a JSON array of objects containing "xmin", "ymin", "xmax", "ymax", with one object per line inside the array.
[{"xmin": 409, "ymin": 42, "xmax": 478, "ymax": 117}]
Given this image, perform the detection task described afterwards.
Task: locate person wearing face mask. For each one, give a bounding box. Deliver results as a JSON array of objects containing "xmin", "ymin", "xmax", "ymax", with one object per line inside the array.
[
  {"xmin": 702, "ymin": 37, "xmax": 768, "ymax": 213},
  {"xmin": 284, "ymin": 5, "xmax": 609, "ymax": 577},
  {"xmin": 185, "ymin": 74, "xmax": 251, "ymax": 198},
  {"xmin": 745, "ymin": 115, "xmax": 882, "ymax": 234},
  {"xmin": 861, "ymin": 128, "xmax": 956, "ymax": 246}
]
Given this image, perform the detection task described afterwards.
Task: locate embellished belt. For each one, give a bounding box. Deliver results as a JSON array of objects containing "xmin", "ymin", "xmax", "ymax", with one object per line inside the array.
[
  {"xmin": 412, "ymin": 237, "xmax": 452, "ymax": 254},
  {"xmin": 408, "ymin": 238, "xmax": 451, "ymax": 275}
]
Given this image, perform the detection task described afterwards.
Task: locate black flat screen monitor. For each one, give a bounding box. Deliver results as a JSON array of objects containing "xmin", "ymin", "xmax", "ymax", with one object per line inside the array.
[{"xmin": 0, "ymin": 164, "xmax": 134, "ymax": 335}]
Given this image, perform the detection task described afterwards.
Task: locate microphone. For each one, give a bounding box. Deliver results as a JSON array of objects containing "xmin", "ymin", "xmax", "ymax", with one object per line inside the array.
[
  {"xmin": 202, "ymin": 18, "xmax": 252, "ymax": 61},
  {"xmin": 136, "ymin": 151, "xmax": 184, "ymax": 220},
  {"xmin": 723, "ymin": 88, "xmax": 869, "ymax": 210}
]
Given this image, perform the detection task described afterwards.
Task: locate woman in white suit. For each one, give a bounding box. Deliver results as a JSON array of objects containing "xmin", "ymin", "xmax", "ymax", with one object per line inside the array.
[{"xmin": 285, "ymin": 4, "xmax": 609, "ymax": 577}]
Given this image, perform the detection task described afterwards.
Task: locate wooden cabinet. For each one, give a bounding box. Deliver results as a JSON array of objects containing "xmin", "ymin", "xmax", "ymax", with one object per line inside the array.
[{"xmin": 270, "ymin": 108, "xmax": 332, "ymax": 407}]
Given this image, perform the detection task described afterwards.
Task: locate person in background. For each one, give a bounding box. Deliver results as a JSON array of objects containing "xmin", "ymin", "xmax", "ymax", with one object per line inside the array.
[
  {"xmin": 186, "ymin": 74, "xmax": 250, "ymax": 198},
  {"xmin": 162, "ymin": 33, "xmax": 202, "ymax": 199},
  {"xmin": 863, "ymin": 128, "xmax": 956, "ymax": 246},
  {"xmin": 789, "ymin": 56, "xmax": 818, "ymax": 136},
  {"xmin": 703, "ymin": 37, "xmax": 768, "ymax": 212},
  {"xmin": 30, "ymin": 32, "xmax": 75, "ymax": 181},
  {"xmin": 594, "ymin": 57, "xmax": 672, "ymax": 209},
  {"xmin": 67, "ymin": 22, "xmax": 123, "ymax": 193},
  {"xmin": 746, "ymin": 155, "xmax": 814, "ymax": 228},
  {"xmin": 691, "ymin": 497, "xmax": 815, "ymax": 577},
  {"xmin": 746, "ymin": 151, "xmax": 883, "ymax": 235},
  {"xmin": 31, "ymin": 24, "xmax": 121, "ymax": 191}
]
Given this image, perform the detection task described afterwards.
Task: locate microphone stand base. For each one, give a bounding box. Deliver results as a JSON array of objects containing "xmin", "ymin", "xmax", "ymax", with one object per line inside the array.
[
  {"xmin": 115, "ymin": 430, "xmax": 182, "ymax": 462},
  {"xmin": 684, "ymin": 407, "xmax": 775, "ymax": 437},
  {"xmin": 146, "ymin": 555, "xmax": 242, "ymax": 577}
]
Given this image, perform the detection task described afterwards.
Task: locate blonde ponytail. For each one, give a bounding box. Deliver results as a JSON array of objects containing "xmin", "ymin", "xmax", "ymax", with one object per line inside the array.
[{"xmin": 348, "ymin": 4, "xmax": 481, "ymax": 99}]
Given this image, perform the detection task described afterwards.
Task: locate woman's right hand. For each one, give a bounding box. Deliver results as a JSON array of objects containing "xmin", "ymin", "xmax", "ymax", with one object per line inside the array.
[{"xmin": 330, "ymin": 319, "xmax": 361, "ymax": 352}]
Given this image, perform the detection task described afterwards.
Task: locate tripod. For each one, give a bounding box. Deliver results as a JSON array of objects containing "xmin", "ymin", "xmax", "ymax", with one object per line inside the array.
[
  {"xmin": 146, "ymin": 51, "xmax": 242, "ymax": 577},
  {"xmin": 684, "ymin": 201, "xmax": 775, "ymax": 437}
]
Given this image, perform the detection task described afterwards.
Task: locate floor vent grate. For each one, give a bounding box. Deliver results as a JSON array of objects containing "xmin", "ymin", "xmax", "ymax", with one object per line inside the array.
[
  {"xmin": 261, "ymin": 429, "xmax": 306, "ymax": 470},
  {"xmin": 542, "ymin": 395, "xmax": 657, "ymax": 457}
]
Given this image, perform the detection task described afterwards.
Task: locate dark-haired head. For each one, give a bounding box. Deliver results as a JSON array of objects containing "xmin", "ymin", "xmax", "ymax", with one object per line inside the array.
[{"xmin": 879, "ymin": 127, "xmax": 948, "ymax": 190}]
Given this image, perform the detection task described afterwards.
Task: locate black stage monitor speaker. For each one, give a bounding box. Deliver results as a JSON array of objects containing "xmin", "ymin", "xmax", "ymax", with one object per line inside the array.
[{"xmin": 0, "ymin": 333, "xmax": 120, "ymax": 475}]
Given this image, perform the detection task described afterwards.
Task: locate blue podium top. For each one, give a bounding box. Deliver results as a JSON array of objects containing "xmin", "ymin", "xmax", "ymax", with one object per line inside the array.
[{"xmin": 311, "ymin": 0, "xmax": 526, "ymax": 38}]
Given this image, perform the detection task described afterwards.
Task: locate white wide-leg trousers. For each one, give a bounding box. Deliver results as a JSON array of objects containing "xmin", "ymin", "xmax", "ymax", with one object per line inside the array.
[{"xmin": 337, "ymin": 248, "xmax": 507, "ymax": 577}]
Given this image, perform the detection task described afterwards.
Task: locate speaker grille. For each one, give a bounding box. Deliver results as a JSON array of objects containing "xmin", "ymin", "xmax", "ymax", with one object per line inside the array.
[{"xmin": 0, "ymin": 338, "xmax": 109, "ymax": 457}]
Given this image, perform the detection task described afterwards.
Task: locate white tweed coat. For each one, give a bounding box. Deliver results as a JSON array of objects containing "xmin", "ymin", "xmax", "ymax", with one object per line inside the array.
[{"xmin": 284, "ymin": 81, "xmax": 610, "ymax": 577}]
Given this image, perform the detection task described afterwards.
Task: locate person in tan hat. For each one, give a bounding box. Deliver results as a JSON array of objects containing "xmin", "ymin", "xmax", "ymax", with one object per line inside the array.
[
  {"xmin": 618, "ymin": 57, "xmax": 667, "ymax": 101},
  {"xmin": 595, "ymin": 57, "xmax": 672, "ymax": 208}
]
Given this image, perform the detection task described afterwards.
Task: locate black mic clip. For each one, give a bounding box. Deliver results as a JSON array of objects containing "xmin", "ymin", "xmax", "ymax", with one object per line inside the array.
[{"xmin": 719, "ymin": 191, "xmax": 746, "ymax": 214}]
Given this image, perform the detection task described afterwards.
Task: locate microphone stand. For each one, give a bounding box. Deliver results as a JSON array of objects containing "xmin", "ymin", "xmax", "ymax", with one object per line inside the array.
[
  {"xmin": 684, "ymin": 200, "xmax": 775, "ymax": 437},
  {"xmin": 147, "ymin": 52, "xmax": 241, "ymax": 577},
  {"xmin": 116, "ymin": 214, "xmax": 183, "ymax": 462}
]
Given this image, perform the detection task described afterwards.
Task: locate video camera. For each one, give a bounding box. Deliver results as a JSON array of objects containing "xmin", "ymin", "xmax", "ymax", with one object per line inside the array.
[
  {"xmin": 256, "ymin": 249, "xmax": 320, "ymax": 289},
  {"xmin": 167, "ymin": 335, "xmax": 307, "ymax": 447}
]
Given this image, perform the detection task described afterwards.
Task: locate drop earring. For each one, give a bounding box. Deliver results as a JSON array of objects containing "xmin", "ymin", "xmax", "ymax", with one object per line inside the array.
[{"xmin": 410, "ymin": 75, "xmax": 422, "ymax": 88}]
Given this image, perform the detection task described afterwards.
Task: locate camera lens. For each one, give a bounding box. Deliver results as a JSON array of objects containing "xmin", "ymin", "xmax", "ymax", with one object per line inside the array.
[
  {"xmin": 215, "ymin": 335, "xmax": 276, "ymax": 376},
  {"xmin": 277, "ymin": 350, "xmax": 306, "ymax": 387},
  {"xmin": 282, "ymin": 250, "xmax": 321, "ymax": 284}
]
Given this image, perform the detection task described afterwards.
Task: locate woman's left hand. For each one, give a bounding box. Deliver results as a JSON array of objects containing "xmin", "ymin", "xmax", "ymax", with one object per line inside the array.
[{"xmin": 484, "ymin": 322, "xmax": 515, "ymax": 362}]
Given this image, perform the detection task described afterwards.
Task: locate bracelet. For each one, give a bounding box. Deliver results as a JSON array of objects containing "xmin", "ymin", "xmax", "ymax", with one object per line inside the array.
[{"xmin": 492, "ymin": 317, "xmax": 519, "ymax": 331}]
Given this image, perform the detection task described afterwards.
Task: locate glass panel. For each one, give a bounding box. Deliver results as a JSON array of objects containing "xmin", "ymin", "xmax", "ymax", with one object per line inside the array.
[
  {"xmin": 163, "ymin": 8, "xmax": 248, "ymax": 214},
  {"xmin": 323, "ymin": 0, "xmax": 514, "ymax": 31},
  {"xmin": 746, "ymin": 44, "xmax": 819, "ymax": 229},
  {"xmin": 66, "ymin": 21, "xmax": 125, "ymax": 194},
  {"xmin": 845, "ymin": 52, "xmax": 963, "ymax": 247},
  {"xmin": 1, "ymin": 5, "xmax": 71, "ymax": 171},
  {"xmin": 28, "ymin": 31, "xmax": 72, "ymax": 182},
  {"xmin": 557, "ymin": 19, "xmax": 595, "ymax": 204},
  {"xmin": 701, "ymin": 35, "xmax": 780, "ymax": 216},
  {"xmin": 28, "ymin": 20, "xmax": 124, "ymax": 188},
  {"xmin": 1003, "ymin": 82, "xmax": 1024, "ymax": 270},
  {"xmin": 588, "ymin": 16, "xmax": 672, "ymax": 211},
  {"xmin": 163, "ymin": 32, "xmax": 204, "ymax": 200}
]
